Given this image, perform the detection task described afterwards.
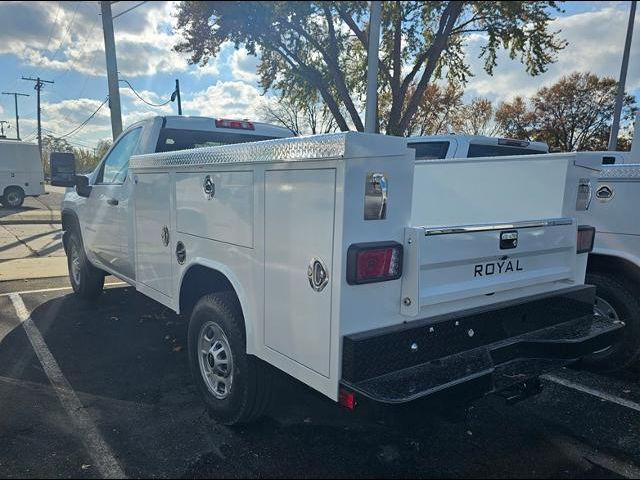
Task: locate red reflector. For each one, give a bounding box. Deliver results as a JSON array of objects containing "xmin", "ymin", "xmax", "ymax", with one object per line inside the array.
[
  {"xmin": 339, "ymin": 389, "xmax": 356, "ymax": 410},
  {"xmin": 357, "ymin": 248, "xmax": 395, "ymax": 281},
  {"xmin": 577, "ymin": 225, "xmax": 595, "ymax": 254},
  {"xmin": 215, "ymin": 118, "xmax": 255, "ymax": 130},
  {"xmin": 347, "ymin": 242, "xmax": 403, "ymax": 285}
]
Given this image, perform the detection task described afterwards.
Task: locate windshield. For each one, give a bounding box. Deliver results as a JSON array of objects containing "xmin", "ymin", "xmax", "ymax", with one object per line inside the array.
[{"xmin": 156, "ymin": 128, "xmax": 283, "ymax": 152}]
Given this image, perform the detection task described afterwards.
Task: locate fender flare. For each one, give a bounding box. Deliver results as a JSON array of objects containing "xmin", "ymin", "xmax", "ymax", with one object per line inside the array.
[{"xmin": 178, "ymin": 257, "xmax": 258, "ymax": 355}]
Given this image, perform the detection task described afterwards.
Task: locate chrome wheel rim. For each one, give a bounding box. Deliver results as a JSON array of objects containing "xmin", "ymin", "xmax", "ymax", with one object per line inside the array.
[
  {"xmin": 6, "ymin": 192, "xmax": 20, "ymax": 207},
  {"xmin": 70, "ymin": 242, "xmax": 81, "ymax": 286},
  {"xmin": 592, "ymin": 295, "xmax": 619, "ymax": 354},
  {"xmin": 198, "ymin": 321, "xmax": 233, "ymax": 400}
]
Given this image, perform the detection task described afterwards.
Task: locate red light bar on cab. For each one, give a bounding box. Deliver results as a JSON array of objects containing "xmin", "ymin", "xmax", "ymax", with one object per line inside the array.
[
  {"xmin": 347, "ymin": 241, "xmax": 403, "ymax": 285},
  {"xmin": 215, "ymin": 118, "xmax": 255, "ymax": 130}
]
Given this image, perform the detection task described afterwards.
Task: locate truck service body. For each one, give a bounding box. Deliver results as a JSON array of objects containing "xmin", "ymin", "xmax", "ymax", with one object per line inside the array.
[
  {"xmin": 0, "ymin": 139, "xmax": 45, "ymax": 208},
  {"xmin": 54, "ymin": 116, "xmax": 621, "ymax": 424},
  {"xmin": 408, "ymin": 129, "xmax": 640, "ymax": 371}
]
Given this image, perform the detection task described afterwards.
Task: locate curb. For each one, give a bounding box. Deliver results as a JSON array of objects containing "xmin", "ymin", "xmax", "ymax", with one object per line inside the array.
[{"xmin": 0, "ymin": 220, "xmax": 62, "ymax": 225}]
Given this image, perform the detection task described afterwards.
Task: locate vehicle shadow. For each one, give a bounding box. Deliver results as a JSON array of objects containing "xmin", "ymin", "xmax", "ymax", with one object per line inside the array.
[
  {"xmin": 0, "ymin": 205, "xmax": 40, "ymax": 219},
  {"xmin": 0, "ymin": 287, "xmax": 633, "ymax": 478}
]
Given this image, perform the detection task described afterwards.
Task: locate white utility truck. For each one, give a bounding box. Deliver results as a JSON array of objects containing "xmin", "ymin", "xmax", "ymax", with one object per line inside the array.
[
  {"xmin": 408, "ymin": 129, "xmax": 640, "ymax": 371},
  {"xmin": 52, "ymin": 116, "xmax": 622, "ymax": 425},
  {"xmin": 0, "ymin": 139, "xmax": 45, "ymax": 207}
]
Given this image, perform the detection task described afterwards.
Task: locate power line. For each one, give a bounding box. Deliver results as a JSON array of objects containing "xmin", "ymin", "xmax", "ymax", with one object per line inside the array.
[
  {"xmin": 112, "ymin": 1, "xmax": 148, "ymax": 19},
  {"xmin": 118, "ymin": 79, "xmax": 173, "ymax": 107},
  {"xmin": 53, "ymin": 2, "xmax": 102, "ymax": 82},
  {"xmin": 43, "ymin": 2, "xmax": 63, "ymax": 57},
  {"xmin": 2, "ymin": 92, "xmax": 30, "ymax": 140},
  {"xmin": 22, "ymin": 76, "xmax": 55, "ymax": 160},
  {"xmin": 49, "ymin": 2, "xmax": 81, "ymax": 64},
  {"xmin": 57, "ymin": 97, "xmax": 109, "ymax": 139}
]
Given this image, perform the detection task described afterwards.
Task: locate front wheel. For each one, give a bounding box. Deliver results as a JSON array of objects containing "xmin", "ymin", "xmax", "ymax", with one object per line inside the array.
[
  {"xmin": 582, "ymin": 272, "xmax": 640, "ymax": 371},
  {"xmin": 188, "ymin": 292, "xmax": 274, "ymax": 425},
  {"xmin": 66, "ymin": 230, "xmax": 105, "ymax": 300}
]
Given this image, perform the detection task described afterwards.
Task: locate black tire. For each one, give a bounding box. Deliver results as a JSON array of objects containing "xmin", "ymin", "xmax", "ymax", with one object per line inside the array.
[
  {"xmin": 582, "ymin": 272, "xmax": 640, "ymax": 372},
  {"xmin": 2, "ymin": 187, "xmax": 24, "ymax": 208},
  {"xmin": 66, "ymin": 229, "xmax": 105, "ymax": 300},
  {"xmin": 188, "ymin": 292, "xmax": 274, "ymax": 425}
]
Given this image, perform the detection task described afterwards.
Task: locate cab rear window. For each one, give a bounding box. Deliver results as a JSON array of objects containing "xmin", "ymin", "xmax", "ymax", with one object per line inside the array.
[
  {"xmin": 467, "ymin": 144, "xmax": 547, "ymax": 157},
  {"xmin": 156, "ymin": 128, "xmax": 279, "ymax": 153},
  {"xmin": 408, "ymin": 141, "xmax": 450, "ymax": 160}
]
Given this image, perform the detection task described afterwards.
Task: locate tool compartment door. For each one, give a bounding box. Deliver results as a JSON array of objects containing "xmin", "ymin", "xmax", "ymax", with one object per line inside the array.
[
  {"xmin": 264, "ymin": 169, "xmax": 336, "ymax": 377},
  {"xmin": 134, "ymin": 172, "xmax": 173, "ymax": 297}
]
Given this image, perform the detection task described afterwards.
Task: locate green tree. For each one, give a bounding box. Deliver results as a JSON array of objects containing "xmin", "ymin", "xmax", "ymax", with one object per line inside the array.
[
  {"xmin": 41, "ymin": 134, "xmax": 73, "ymax": 175},
  {"xmin": 174, "ymin": 1, "xmax": 566, "ymax": 136}
]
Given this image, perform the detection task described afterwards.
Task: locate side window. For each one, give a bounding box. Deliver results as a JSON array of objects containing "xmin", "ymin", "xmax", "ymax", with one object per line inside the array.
[
  {"xmin": 98, "ymin": 128, "xmax": 142, "ymax": 184},
  {"xmin": 408, "ymin": 141, "xmax": 450, "ymax": 160}
]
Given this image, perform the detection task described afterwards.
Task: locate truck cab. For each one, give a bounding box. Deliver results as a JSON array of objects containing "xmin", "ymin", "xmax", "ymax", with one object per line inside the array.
[
  {"xmin": 407, "ymin": 134, "xmax": 549, "ymax": 161},
  {"xmin": 61, "ymin": 116, "xmax": 294, "ymax": 284}
]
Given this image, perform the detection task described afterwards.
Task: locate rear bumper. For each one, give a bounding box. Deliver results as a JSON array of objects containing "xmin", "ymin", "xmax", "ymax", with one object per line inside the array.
[{"xmin": 340, "ymin": 285, "xmax": 624, "ymax": 404}]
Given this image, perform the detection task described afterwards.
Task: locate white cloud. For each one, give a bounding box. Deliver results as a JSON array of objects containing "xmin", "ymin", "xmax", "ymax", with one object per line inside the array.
[
  {"xmin": 464, "ymin": 4, "xmax": 640, "ymax": 102},
  {"xmin": 230, "ymin": 48, "xmax": 260, "ymax": 82},
  {"xmin": 182, "ymin": 81, "xmax": 263, "ymax": 119},
  {"xmin": 0, "ymin": 1, "xmax": 191, "ymax": 78},
  {"xmin": 40, "ymin": 98, "xmax": 111, "ymax": 136}
]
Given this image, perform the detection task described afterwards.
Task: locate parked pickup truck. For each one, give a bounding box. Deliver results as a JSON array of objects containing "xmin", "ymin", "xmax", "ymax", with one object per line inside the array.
[
  {"xmin": 408, "ymin": 133, "xmax": 549, "ymax": 160},
  {"xmin": 408, "ymin": 124, "xmax": 640, "ymax": 372},
  {"xmin": 52, "ymin": 116, "xmax": 622, "ymax": 425}
]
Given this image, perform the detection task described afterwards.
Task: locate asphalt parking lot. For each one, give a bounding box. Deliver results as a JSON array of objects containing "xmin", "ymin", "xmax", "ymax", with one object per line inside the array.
[{"xmin": 0, "ymin": 276, "xmax": 638, "ymax": 479}]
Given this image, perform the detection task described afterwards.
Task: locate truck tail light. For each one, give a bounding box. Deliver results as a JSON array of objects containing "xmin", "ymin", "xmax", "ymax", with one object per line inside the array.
[
  {"xmin": 347, "ymin": 242, "xmax": 403, "ymax": 285},
  {"xmin": 215, "ymin": 118, "xmax": 255, "ymax": 130},
  {"xmin": 577, "ymin": 225, "xmax": 595, "ymax": 254},
  {"xmin": 339, "ymin": 389, "xmax": 356, "ymax": 410}
]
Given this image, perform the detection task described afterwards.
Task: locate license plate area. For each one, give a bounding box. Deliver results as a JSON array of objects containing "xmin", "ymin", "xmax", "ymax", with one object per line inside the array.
[{"xmin": 400, "ymin": 219, "xmax": 576, "ymax": 316}]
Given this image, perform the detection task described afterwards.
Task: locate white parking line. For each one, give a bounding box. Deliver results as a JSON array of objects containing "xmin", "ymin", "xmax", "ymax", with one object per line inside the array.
[
  {"xmin": 0, "ymin": 282, "xmax": 126, "ymax": 297},
  {"xmin": 542, "ymin": 374, "xmax": 640, "ymax": 413},
  {"xmin": 9, "ymin": 293, "xmax": 126, "ymax": 479}
]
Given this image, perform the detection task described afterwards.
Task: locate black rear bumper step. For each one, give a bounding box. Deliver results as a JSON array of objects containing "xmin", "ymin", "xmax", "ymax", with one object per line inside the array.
[{"xmin": 340, "ymin": 286, "xmax": 624, "ymax": 404}]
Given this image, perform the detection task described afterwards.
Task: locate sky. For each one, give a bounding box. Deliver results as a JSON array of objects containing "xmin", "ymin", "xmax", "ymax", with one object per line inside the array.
[{"xmin": 0, "ymin": 1, "xmax": 638, "ymax": 149}]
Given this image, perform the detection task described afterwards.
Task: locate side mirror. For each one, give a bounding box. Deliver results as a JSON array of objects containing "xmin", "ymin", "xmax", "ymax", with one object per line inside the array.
[
  {"xmin": 75, "ymin": 175, "xmax": 92, "ymax": 198},
  {"xmin": 50, "ymin": 152, "xmax": 76, "ymax": 187}
]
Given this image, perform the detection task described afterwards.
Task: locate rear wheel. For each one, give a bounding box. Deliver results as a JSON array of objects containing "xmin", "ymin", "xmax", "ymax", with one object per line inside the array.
[
  {"xmin": 583, "ymin": 272, "xmax": 640, "ymax": 371},
  {"xmin": 188, "ymin": 292, "xmax": 274, "ymax": 425},
  {"xmin": 66, "ymin": 230, "xmax": 105, "ymax": 300},
  {"xmin": 1, "ymin": 187, "xmax": 24, "ymax": 208}
]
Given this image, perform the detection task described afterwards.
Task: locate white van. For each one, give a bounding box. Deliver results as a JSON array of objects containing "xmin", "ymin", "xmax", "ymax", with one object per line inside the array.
[{"xmin": 0, "ymin": 139, "xmax": 45, "ymax": 208}]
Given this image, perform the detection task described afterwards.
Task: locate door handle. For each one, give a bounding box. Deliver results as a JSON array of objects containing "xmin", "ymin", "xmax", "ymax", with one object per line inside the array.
[{"xmin": 107, "ymin": 198, "xmax": 119, "ymax": 206}]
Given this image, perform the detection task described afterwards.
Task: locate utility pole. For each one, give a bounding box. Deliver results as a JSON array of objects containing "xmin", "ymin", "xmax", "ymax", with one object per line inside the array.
[
  {"xmin": 0, "ymin": 120, "xmax": 10, "ymax": 138},
  {"xmin": 609, "ymin": 0, "xmax": 636, "ymax": 151},
  {"xmin": 2, "ymin": 91, "xmax": 30, "ymax": 140},
  {"xmin": 101, "ymin": 1, "xmax": 123, "ymax": 139},
  {"xmin": 22, "ymin": 76, "xmax": 54, "ymax": 160},
  {"xmin": 364, "ymin": 1, "xmax": 382, "ymax": 133},
  {"xmin": 175, "ymin": 79, "xmax": 182, "ymax": 115}
]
